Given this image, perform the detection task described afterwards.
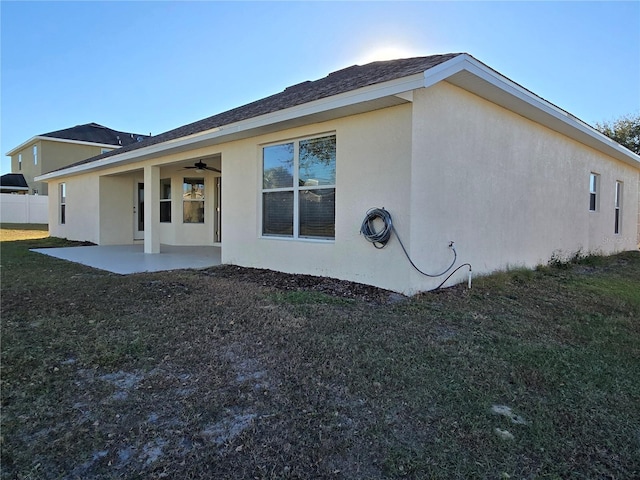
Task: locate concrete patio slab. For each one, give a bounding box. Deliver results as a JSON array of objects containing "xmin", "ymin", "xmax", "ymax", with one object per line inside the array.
[{"xmin": 31, "ymin": 244, "xmax": 221, "ymax": 274}]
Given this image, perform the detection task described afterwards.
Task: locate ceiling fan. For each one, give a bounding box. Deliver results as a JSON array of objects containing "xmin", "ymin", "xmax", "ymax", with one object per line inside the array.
[{"xmin": 184, "ymin": 160, "xmax": 220, "ymax": 173}]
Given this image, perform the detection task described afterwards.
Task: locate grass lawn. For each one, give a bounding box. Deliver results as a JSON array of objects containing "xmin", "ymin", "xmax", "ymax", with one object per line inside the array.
[{"xmin": 1, "ymin": 228, "xmax": 639, "ymax": 479}]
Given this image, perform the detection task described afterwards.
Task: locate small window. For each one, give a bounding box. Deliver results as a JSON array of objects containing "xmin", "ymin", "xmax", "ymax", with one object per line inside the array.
[
  {"xmin": 589, "ymin": 173, "xmax": 599, "ymax": 211},
  {"xmin": 18, "ymin": 154, "xmax": 22, "ymax": 170},
  {"xmin": 160, "ymin": 178, "xmax": 171, "ymax": 223},
  {"xmin": 33, "ymin": 145, "xmax": 38, "ymax": 165},
  {"xmin": 183, "ymin": 178, "xmax": 204, "ymax": 223},
  {"xmin": 59, "ymin": 183, "xmax": 66, "ymax": 224},
  {"xmin": 614, "ymin": 181, "xmax": 622, "ymax": 234}
]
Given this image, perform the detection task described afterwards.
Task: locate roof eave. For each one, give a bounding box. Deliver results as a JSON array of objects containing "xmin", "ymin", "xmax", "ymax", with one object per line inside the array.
[
  {"xmin": 6, "ymin": 135, "xmax": 122, "ymax": 157},
  {"xmin": 36, "ymin": 54, "xmax": 640, "ymax": 182},
  {"xmin": 6, "ymin": 136, "xmax": 47, "ymax": 156},
  {"xmin": 37, "ymin": 72, "xmax": 426, "ymax": 181},
  {"xmin": 39, "ymin": 137, "xmax": 124, "ymax": 149}
]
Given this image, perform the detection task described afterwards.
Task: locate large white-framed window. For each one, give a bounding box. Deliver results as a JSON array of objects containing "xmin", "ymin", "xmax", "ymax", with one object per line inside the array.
[
  {"xmin": 262, "ymin": 133, "xmax": 336, "ymax": 240},
  {"xmin": 183, "ymin": 177, "xmax": 204, "ymax": 223},
  {"xmin": 59, "ymin": 183, "xmax": 66, "ymax": 224},
  {"xmin": 160, "ymin": 178, "xmax": 171, "ymax": 223},
  {"xmin": 614, "ymin": 181, "xmax": 622, "ymax": 234},
  {"xmin": 18, "ymin": 154, "xmax": 22, "ymax": 171},
  {"xmin": 589, "ymin": 173, "xmax": 599, "ymax": 212},
  {"xmin": 33, "ymin": 145, "xmax": 38, "ymax": 165}
]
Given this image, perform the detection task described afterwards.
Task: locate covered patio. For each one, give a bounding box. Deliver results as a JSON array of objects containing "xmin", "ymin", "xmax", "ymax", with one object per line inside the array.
[{"xmin": 32, "ymin": 244, "xmax": 221, "ymax": 275}]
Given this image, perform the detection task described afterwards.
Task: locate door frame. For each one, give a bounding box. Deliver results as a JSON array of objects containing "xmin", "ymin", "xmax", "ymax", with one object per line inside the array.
[
  {"xmin": 134, "ymin": 179, "xmax": 144, "ymax": 240},
  {"xmin": 215, "ymin": 176, "xmax": 222, "ymax": 243}
]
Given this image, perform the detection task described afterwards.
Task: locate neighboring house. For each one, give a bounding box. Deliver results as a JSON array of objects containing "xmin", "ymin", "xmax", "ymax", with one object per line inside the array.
[
  {"xmin": 36, "ymin": 54, "xmax": 640, "ymax": 294},
  {"xmin": 1, "ymin": 173, "xmax": 29, "ymax": 194},
  {"xmin": 6, "ymin": 123, "xmax": 150, "ymax": 195}
]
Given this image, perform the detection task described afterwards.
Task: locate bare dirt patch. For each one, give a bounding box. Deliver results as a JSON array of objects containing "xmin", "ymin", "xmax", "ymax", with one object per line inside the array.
[{"xmin": 203, "ymin": 264, "xmax": 401, "ymax": 304}]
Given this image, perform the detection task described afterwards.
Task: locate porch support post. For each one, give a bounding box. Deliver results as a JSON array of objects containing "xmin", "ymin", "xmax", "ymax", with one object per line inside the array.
[{"xmin": 144, "ymin": 165, "xmax": 160, "ymax": 254}]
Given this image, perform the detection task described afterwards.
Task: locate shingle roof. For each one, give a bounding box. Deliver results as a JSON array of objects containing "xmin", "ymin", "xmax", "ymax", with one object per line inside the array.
[
  {"xmin": 1, "ymin": 173, "xmax": 29, "ymax": 188},
  {"xmin": 64, "ymin": 53, "xmax": 462, "ymax": 169},
  {"xmin": 41, "ymin": 123, "xmax": 150, "ymax": 146}
]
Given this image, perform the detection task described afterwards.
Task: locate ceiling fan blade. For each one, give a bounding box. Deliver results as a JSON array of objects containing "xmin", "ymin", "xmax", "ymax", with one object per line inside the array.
[{"xmin": 181, "ymin": 161, "xmax": 219, "ymax": 172}]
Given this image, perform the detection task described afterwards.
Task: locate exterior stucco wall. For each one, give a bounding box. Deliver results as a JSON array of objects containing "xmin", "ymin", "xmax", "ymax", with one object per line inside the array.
[
  {"xmin": 48, "ymin": 174, "xmax": 100, "ymax": 244},
  {"xmin": 406, "ymin": 82, "xmax": 639, "ymax": 292},
  {"xmin": 10, "ymin": 140, "xmax": 41, "ymax": 195},
  {"xmin": 121, "ymin": 162, "xmax": 219, "ymax": 247},
  {"xmin": 48, "ymin": 153, "xmax": 220, "ymax": 246},
  {"xmin": 41, "ymin": 82, "xmax": 639, "ymax": 295},
  {"xmin": 637, "ymin": 175, "xmax": 640, "ymax": 242},
  {"xmin": 41, "ymin": 141, "xmax": 108, "ymax": 174},
  {"xmin": 160, "ymin": 170, "xmax": 217, "ymax": 246},
  {"xmin": 47, "ymin": 181, "xmax": 61, "ymax": 237},
  {"xmin": 99, "ymin": 175, "xmax": 133, "ymax": 245},
  {"xmin": 221, "ymin": 104, "xmax": 415, "ymax": 292},
  {"xmin": 10, "ymin": 140, "xmax": 114, "ymax": 196}
]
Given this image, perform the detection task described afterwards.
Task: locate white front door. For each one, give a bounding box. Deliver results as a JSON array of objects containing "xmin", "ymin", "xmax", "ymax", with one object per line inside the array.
[{"xmin": 134, "ymin": 180, "xmax": 144, "ymax": 240}]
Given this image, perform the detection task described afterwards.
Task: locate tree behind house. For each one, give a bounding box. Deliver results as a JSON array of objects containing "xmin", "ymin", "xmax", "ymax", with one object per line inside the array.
[{"xmin": 595, "ymin": 112, "xmax": 640, "ymax": 155}]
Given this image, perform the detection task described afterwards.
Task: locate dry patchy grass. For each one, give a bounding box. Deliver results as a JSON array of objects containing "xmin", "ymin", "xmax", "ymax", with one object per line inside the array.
[
  {"xmin": 0, "ymin": 223, "xmax": 48, "ymax": 242},
  {"xmin": 1, "ymin": 234, "xmax": 639, "ymax": 479}
]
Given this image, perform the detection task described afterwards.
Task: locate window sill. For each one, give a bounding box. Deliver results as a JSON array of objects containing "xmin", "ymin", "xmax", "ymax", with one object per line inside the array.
[{"xmin": 260, "ymin": 235, "xmax": 335, "ymax": 244}]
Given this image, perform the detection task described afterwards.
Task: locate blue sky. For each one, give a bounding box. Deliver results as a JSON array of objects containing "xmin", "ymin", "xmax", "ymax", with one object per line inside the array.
[{"xmin": 2, "ymin": 1, "xmax": 639, "ymax": 174}]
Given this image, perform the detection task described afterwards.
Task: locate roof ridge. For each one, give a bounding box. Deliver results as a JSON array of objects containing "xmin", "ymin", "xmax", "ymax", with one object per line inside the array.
[{"xmin": 327, "ymin": 64, "xmax": 360, "ymax": 76}]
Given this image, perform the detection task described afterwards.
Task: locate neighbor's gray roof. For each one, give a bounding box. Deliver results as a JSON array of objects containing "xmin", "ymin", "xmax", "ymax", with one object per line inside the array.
[
  {"xmin": 41, "ymin": 123, "xmax": 150, "ymax": 147},
  {"xmin": 63, "ymin": 53, "xmax": 462, "ymax": 170},
  {"xmin": 1, "ymin": 173, "xmax": 29, "ymax": 188}
]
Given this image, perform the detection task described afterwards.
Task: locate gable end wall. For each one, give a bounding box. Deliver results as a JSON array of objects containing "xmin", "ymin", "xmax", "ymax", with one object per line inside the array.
[{"xmin": 406, "ymin": 82, "xmax": 639, "ymax": 292}]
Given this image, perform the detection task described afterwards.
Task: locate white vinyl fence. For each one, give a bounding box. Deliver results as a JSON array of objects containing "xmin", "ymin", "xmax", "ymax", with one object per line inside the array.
[{"xmin": 0, "ymin": 194, "xmax": 49, "ymax": 224}]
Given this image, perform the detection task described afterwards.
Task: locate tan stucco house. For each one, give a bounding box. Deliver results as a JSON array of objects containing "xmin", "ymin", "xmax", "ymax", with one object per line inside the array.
[
  {"xmin": 6, "ymin": 123, "xmax": 149, "ymax": 195},
  {"xmin": 36, "ymin": 54, "xmax": 640, "ymax": 294}
]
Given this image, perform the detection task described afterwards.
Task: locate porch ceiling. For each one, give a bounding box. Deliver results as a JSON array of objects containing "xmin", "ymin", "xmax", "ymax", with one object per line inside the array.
[{"xmin": 101, "ymin": 154, "xmax": 222, "ymax": 177}]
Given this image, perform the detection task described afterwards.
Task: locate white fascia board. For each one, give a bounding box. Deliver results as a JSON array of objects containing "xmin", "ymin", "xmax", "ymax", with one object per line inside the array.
[
  {"xmin": 435, "ymin": 54, "xmax": 588, "ymax": 125},
  {"xmin": 42, "ymin": 137, "xmax": 122, "ymax": 150},
  {"xmin": 6, "ymin": 136, "xmax": 45, "ymax": 156},
  {"xmin": 421, "ymin": 54, "xmax": 477, "ymax": 88},
  {"xmin": 427, "ymin": 54, "xmax": 640, "ymax": 168},
  {"xmin": 6, "ymin": 135, "xmax": 121, "ymax": 157},
  {"xmin": 37, "ymin": 74, "xmax": 425, "ymax": 181}
]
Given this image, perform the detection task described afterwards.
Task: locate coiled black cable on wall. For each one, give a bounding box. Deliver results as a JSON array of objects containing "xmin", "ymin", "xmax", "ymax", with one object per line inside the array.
[{"xmin": 360, "ymin": 207, "xmax": 472, "ymax": 289}]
